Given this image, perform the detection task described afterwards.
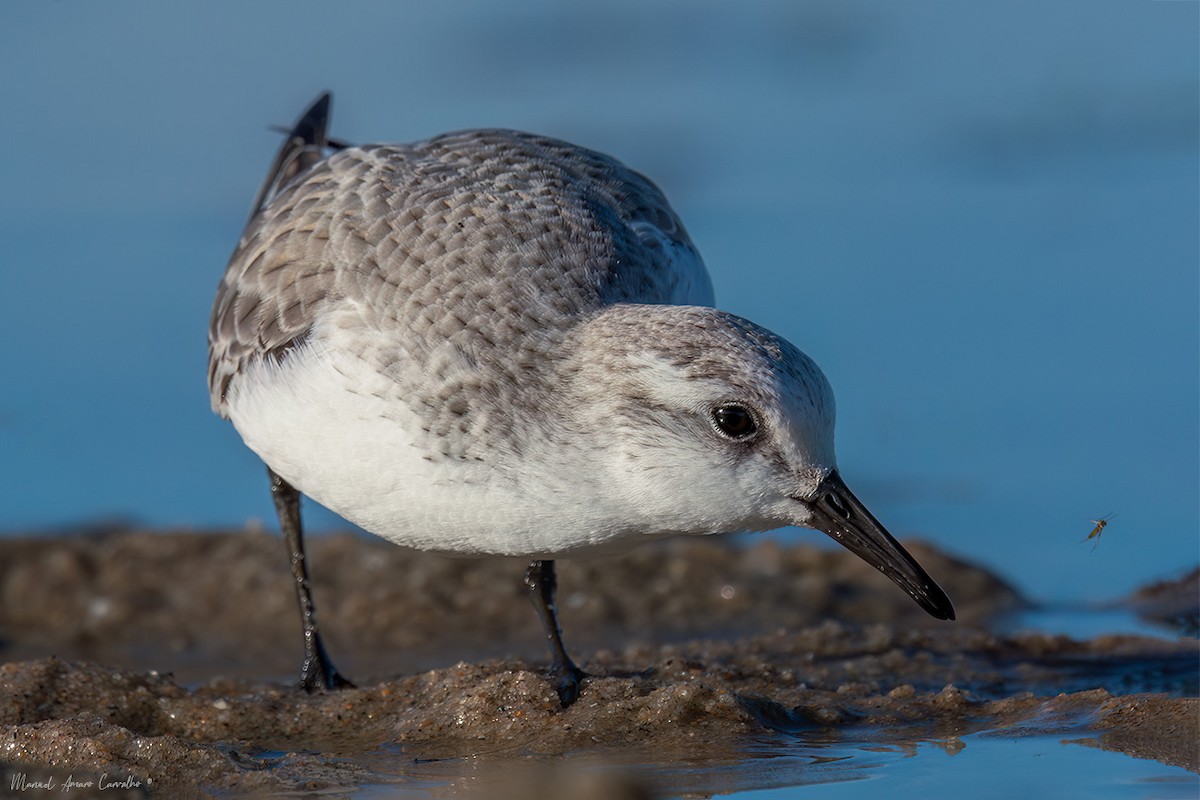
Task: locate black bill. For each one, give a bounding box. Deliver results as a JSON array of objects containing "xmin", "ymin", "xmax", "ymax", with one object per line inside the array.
[{"xmin": 804, "ymin": 470, "xmax": 955, "ymax": 620}]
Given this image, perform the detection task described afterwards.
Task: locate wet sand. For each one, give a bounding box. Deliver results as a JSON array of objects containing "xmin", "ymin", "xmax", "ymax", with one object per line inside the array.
[{"xmin": 0, "ymin": 528, "xmax": 1196, "ymax": 798}]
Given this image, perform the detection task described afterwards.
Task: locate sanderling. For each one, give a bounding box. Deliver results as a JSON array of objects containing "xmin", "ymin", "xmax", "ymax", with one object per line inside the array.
[{"xmin": 208, "ymin": 93, "xmax": 954, "ymax": 705}]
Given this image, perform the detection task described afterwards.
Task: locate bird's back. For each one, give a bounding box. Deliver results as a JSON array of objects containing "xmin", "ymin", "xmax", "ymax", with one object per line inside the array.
[{"xmin": 208, "ymin": 127, "xmax": 713, "ymax": 418}]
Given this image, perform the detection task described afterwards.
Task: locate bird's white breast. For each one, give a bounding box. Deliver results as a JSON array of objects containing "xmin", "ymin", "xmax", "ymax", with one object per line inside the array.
[{"xmin": 224, "ymin": 334, "xmax": 679, "ymax": 557}]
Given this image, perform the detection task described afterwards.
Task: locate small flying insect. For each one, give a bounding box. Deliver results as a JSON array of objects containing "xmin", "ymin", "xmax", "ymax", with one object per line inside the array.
[{"xmin": 1082, "ymin": 513, "xmax": 1116, "ymax": 551}]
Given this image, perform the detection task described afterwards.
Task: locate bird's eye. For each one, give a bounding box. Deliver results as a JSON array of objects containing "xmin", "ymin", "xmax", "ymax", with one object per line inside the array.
[{"xmin": 711, "ymin": 404, "xmax": 758, "ymax": 441}]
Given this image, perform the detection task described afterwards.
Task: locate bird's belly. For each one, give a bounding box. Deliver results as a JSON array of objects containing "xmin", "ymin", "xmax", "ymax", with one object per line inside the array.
[{"xmin": 223, "ymin": 342, "xmax": 654, "ymax": 557}]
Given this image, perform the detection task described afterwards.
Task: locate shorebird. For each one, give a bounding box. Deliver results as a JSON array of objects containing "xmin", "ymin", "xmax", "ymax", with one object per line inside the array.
[{"xmin": 208, "ymin": 93, "xmax": 954, "ymax": 705}]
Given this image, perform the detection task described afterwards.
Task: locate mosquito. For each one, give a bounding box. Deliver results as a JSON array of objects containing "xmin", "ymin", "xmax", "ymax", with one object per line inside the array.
[{"xmin": 1082, "ymin": 513, "xmax": 1116, "ymax": 551}]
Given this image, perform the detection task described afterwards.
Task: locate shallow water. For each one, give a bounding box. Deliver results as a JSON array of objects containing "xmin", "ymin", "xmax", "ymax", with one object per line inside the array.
[
  {"xmin": 1001, "ymin": 605, "xmax": 1178, "ymax": 642},
  {"xmin": 240, "ymin": 728, "xmax": 1200, "ymax": 799},
  {"xmin": 724, "ymin": 735, "xmax": 1198, "ymax": 800}
]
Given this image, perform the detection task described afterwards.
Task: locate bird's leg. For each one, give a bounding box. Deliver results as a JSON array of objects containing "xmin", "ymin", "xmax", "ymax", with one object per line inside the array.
[
  {"xmin": 268, "ymin": 467, "xmax": 353, "ymax": 692},
  {"xmin": 524, "ymin": 559, "xmax": 586, "ymax": 707}
]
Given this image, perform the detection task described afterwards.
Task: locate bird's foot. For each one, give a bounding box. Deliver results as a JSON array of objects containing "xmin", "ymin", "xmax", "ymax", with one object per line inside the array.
[
  {"xmin": 550, "ymin": 661, "xmax": 587, "ymax": 707},
  {"xmin": 298, "ymin": 651, "xmax": 354, "ymax": 692}
]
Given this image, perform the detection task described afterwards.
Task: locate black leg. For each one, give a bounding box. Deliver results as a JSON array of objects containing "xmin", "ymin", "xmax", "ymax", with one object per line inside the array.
[
  {"xmin": 268, "ymin": 467, "xmax": 353, "ymax": 692},
  {"xmin": 524, "ymin": 559, "xmax": 585, "ymax": 707}
]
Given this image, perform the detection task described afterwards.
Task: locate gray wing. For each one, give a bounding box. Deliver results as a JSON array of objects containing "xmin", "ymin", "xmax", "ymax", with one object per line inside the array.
[{"xmin": 208, "ymin": 95, "xmax": 713, "ymax": 417}]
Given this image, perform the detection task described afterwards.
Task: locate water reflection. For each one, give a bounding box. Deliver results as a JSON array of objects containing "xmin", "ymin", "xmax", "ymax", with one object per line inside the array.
[{"xmin": 341, "ymin": 730, "xmax": 1198, "ymax": 799}]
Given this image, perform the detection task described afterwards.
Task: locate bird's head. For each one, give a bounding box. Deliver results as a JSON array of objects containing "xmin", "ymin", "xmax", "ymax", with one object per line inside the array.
[{"xmin": 563, "ymin": 304, "xmax": 954, "ymax": 620}]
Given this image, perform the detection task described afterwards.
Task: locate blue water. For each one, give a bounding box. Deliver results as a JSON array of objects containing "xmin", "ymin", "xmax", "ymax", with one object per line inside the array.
[
  {"xmin": 350, "ymin": 733, "xmax": 1199, "ymax": 799},
  {"xmin": 1, "ymin": 3, "xmax": 1196, "ymax": 608},
  {"xmin": 721, "ymin": 734, "xmax": 1198, "ymax": 800}
]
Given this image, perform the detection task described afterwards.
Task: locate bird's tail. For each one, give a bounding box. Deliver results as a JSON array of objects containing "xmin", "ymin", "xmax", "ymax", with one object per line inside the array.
[{"xmin": 247, "ymin": 91, "xmax": 346, "ymax": 222}]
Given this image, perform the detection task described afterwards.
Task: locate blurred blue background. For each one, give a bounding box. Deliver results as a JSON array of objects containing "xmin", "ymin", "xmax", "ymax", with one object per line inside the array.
[{"xmin": 2, "ymin": 0, "xmax": 1196, "ymax": 606}]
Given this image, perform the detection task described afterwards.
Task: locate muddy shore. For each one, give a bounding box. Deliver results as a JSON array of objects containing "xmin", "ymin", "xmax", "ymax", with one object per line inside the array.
[{"xmin": 0, "ymin": 528, "xmax": 1196, "ymax": 798}]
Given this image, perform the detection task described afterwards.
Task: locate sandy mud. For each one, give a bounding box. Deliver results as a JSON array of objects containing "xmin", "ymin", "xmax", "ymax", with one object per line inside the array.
[{"xmin": 0, "ymin": 528, "xmax": 1196, "ymax": 798}]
